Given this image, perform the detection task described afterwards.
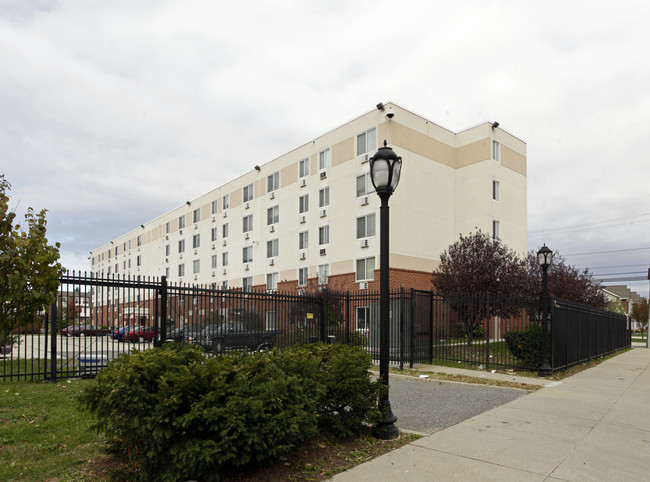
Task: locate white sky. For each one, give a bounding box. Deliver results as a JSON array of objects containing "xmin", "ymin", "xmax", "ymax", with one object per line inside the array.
[{"xmin": 2, "ymin": 0, "xmax": 649, "ymax": 297}]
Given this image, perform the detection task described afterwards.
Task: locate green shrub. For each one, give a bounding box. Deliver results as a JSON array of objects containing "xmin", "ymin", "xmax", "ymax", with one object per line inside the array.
[
  {"xmin": 503, "ymin": 323, "xmax": 549, "ymax": 369},
  {"xmin": 78, "ymin": 343, "xmax": 381, "ymax": 481}
]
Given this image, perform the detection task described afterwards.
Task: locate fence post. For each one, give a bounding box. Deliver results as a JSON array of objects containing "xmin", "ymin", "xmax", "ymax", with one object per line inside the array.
[
  {"xmin": 409, "ymin": 288, "xmax": 415, "ymax": 369},
  {"xmin": 485, "ymin": 293, "xmax": 490, "ymax": 371},
  {"xmin": 157, "ymin": 276, "xmax": 168, "ymax": 347},
  {"xmin": 429, "ymin": 290, "xmax": 434, "ymax": 365},
  {"xmin": 49, "ymin": 302, "xmax": 57, "ymax": 383},
  {"xmin": 320, "ymin": 288, "xmax": 328, "ymax": 343},
  {"xmin": 345, "ymin": 291, "xmax": 350, "ymax": 345},
  {"xmin": 399, "ymin": 288, "xmax": 404, "ymax": 370}
]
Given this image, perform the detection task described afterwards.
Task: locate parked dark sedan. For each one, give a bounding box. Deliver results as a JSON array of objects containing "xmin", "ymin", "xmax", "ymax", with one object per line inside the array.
[{"xmin": 61, "ymin": 324, "xmax": 108, "ymax": 337}]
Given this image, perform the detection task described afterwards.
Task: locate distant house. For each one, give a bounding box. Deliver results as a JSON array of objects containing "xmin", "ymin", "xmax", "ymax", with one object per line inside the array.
[{"xmin": 603, "ymin": 285, "xmax": 644, "ymax": 329}]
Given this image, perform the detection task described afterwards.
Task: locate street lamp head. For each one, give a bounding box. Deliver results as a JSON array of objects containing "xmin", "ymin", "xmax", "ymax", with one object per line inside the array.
[
  {"xmin": 537, "ymin": 244, "xmax": 553, "ymax": 269},
  {"xmin": 370, "ymin": 140, "xmax": 402, "ymax": 195}
]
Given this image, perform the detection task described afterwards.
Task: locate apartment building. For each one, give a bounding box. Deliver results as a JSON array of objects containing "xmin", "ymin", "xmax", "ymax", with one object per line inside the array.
[{"xmin": 90, "ymin": 102, "xmax": 527, "ymax": 293}]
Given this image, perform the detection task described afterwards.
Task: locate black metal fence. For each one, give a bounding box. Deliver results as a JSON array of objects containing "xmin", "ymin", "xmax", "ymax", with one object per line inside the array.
[{"xmin": 0, "ymin": 274, "xmax": 631, "ymax": 381}]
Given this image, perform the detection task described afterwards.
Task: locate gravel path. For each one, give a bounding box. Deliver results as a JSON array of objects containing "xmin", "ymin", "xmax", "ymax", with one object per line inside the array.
[{"xmin": 388, "ymin": 374, "xmax": 529, "ymax": 434}]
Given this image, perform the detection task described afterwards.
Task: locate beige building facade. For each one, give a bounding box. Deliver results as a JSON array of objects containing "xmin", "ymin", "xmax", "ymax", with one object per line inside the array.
[{"xmin": 90, "ymin": 102, "xmax": 527, "ymax": 292}]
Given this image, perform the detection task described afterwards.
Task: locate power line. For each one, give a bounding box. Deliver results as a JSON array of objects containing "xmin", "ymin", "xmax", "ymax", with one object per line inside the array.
[
  {"xmin": 563, "ymin": 246, "xmax": 650, "ymax": 256},
  {"xmin": 580, "ymin": 264, "xmax": 648, "ymax": 270},
  {"xmin": 528, "ymin": 212, "xmax": 650, "ymax": 236},
  {"xmin": 592, "ymin": 271, "xmax": 646, "ymax": 277}
]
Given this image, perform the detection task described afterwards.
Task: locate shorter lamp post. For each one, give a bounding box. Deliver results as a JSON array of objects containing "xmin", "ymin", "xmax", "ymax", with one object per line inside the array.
[
  {"xmin": 537, "ymin": 245, "xmax": 553, "ymax": 377},
  {"xmin": 369, "ymin": 140, "xmax": 401, "ymax": 440}
]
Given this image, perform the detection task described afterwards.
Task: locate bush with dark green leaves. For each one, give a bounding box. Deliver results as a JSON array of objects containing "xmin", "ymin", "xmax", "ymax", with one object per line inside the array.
[
  {"xmin": 78, "ymin": 343, "xmax": 381, "ymax": 481},
  {"xmin": 503, "ymin": 323, "xmax": 550, "ymax": 369}
]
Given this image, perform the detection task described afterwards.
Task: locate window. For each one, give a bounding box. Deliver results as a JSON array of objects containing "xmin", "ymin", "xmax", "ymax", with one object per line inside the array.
[
  {"xmin": 298, "ymin": 267, "xmax": 308, "ymax": 287},
  {"xmin": 179, "ymin": 215, "xmax": 186, "ymax": 229},
  {"xmin": 356, "ymin": 173, "xmax": 375, "ymax": 197},
  {"xmin": 299, "ymin": 230, "xmax": 308, "ymax": 250},
  {"xmin": 242, "ymin": 276, "xmax": 253, "ymax": 292},
  {"xmin": 193, "ymin": 208, "xmax": 201, "ymax": 224},
  {"xmin": 222, "ymin": 252, "xmax": 229, "ymax": 267},
  {"xmin": 137, "ymin": 235, "xmax": 142, "ymax": 247},
  {"xmin": 243, "ymin": 214, "xmax": 253, "ymax": 233},
  {"xmin": 493, "ymin": 180, "xmax": 500, "ymax": 201},
  {"xmin": 266, "ymin": 310, "xmax": 278, "ymax": 329},
  {"xmin": 356, "ymin": 306, "xmax": 370, "ymax": 330},
  {"xmin": 178, "ymin": 263, "xmax": 185, "ymax": 277},
  {"xmin": 211, "ymin": 227, "xmax": 218, "ymax": 242},
  {"xmin": 493, "ymin": 220, "xmax": 500, "ymax": 241},
  {"xmin": 492, "ymin": 140, "xmax": 500, "ymax": 162},
  {"xmin": 319, "ymin": 225, "xmax": 329, "ymax": 245},
  {"xmin": 211, "ymin": 199, "xmax": 218, "ymax": 214},
  {"xmin": 356, "ymin": 213, "xmax": 376, "ymax": 239},
  {"xmin": 165, "ymin": 267, "xmax": 170, "ymax": 278},
  {"xmin": 211, "ymin": 255, "xmax": 217, "ymax": 269},
  {"xmin": 222, "ymin": 194, "xmax": 230, "ymax": 210},
  {"xmin": 319, "ymin": 148, "xmax": 330, "ymax": 170},
  {"xmin": 267, "ymin": 171, "xmax": 279, "ymax": 192},
  {"xmin": 356, "ymin": 257, "xmax": 375, "ymax": 281},
  {"xmin": 221, "ymin": 280, "xmax": 229, "ymax": 289},
  {"xmin": 128, "ymin": 258, "xmax": 131, "ymax": 268},
  {"xmin": 178, "ymin": 239, "xmax": 185, "ymax": 253},
  {"xmin": 267, "ymin": 205, "xmax": 279, "ymax": 225},
  {"xmin": 319, "ymin": 187, "xmax": 329, "ymax": 208},
  {"xmin": 243, "ymin": 245, "xmax": 253, "ymax": 263},
  {"xmin": 165, "ymin": 222, "xmax": 170, "ymax": 234},
  {"xmin": 115, "ymin": 246, "xmax": 118, "ymax": 256},
  {"xmin": 193, "ymin": 259, "xmax": 200, "ymax": 274},
  {"xmin": 266, "ymin": 272, "xmax": 278, "ymax": 292},
  {"xmin": 128, "ymin": 240, "xmax": 132, "ymax": 250},
  {"xmin": 317, "ymin": 264, "xmax": 329, "ymax": 285},
  {"xmin": 115, "ymin": 263, "xmax": 118, "ymax": 274},
  {"xmin": 299, "ymin": 194, "xmax": 309, "ymax": 214},
  {"xmin": 243, "ymin": 183, "xmax": 254, "ymax": 202},
  {"xmin": 192, "ymin": 233, "xmax": 200, "ymax": 249},
  {"xmin": 165, "ymin": 244, "xmax": 170, "ymax": 256},
  {"xmin": 222, "ymin": 223, "xmax": 229, "ymax": 238},
  {"xmin": 299, "ymin": 158, "xmax": 309, "ymax": 178},
  {"xmin": 356, "ymin": 128, "xmax": 376, "ymax": 156},
  {"xmin": 267, "ymin": 239, "xmax": 279, "ymax": 258}
]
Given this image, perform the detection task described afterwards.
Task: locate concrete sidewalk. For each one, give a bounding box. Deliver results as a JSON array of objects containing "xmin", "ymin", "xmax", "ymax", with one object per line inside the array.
[{"xmin": 332, "ymin": 348, "xmax": 650, "ymax": 481}]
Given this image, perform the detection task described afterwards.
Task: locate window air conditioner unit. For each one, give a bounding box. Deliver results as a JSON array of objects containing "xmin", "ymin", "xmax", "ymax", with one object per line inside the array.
[
  {"xmin": 361, "ymin": 196, "xmax": 369, "ymax": 206},
  {"xmin": 299, "ymin": 215, "xmax": 306, "ymax": 224},
  {"xmin": 269, "ymin": 259, "xmax": 275, "ymax": 266},
  {"xmin": 179, "ymin": 229, "xmax": 183, "ymax": 235},
  {"xmin": 269, "ymin": 225, "xmax": 275, "ymax": 233},
  {"xmin": 211, "ymin": 270, "xmax": 216, "ymax": 277},
  {"xmin": 269, "ymin": 192, "xmax": 275, "ymax": 200},
  {"xmin": 194, "ymin": 275, "xmax": 198, "ymax": 280},
  {"xmin": 212, "ymin": 243, "xmax": 216, "ymax": 250},
  {"xmin": 300, "ymin": 252, "xmax": 306, "ymax": 260},
  {"xmin": 245, "ymin": 232, "xmax": 250, "ymax": 240},
  {"xmin": 212, "ymin": 215, "xmax": 216, "ymax": 222},
  {"xmin": 245, "ymin": 264, "xmax": 250, "ymax": 271},
  {"xmin": 320, "ymin": 171, "xmax": 327, "ymax": 180},
  {"xmin": 194, "ymin": 248, "xmax": 198, "ymax": 255},
  {"xmin": 223, "ymin": 211, "xmax": 227, "ymax": 218},
  {"xmin": 361, "ymin": 239, "xmax": 369, "ymax": 248},
  {"xmin": 245, "ymin": 202, "xmax": 250, "ymax": 209},
  {"xmin": 180, "ymin": 253, "xmax": 183, "ymax": 259},
  {"xmin": 194, "ymin": 223, "xmax": 198, "ymax": 230},
  {"xmin": 165, "ymin": 235, "xmax": 169, "ymax": 240},
  {"xmin": 300, "ymin": 179, "xmax": 307, "ymax": 187},
  {"xmin": 320, "ymin": 209, "xmax": 327, "ymax": 218},
  {"xmin": 359, "ymin": 281, "xmax": 368, "ymax": 290},
  {"xmin": 320, "ymin": 248, "xmax": 326, "ymax": 256},
  {"xmin": 223, "ymin": 268, "xmax": 227, "ymax": 275},
  {"xmin": 360, "ymin": 153, "xmax": 369, "ymax": 163}
]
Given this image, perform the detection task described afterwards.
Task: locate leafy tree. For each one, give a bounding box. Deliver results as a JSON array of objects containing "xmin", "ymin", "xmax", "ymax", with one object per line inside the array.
[
  {"xmin": 632, "ymin": 298, "xmax": 649, "ymax": 339},
  {"xmin": 522, "ymin": 250, "xmax": 606, "ymax": 309},
  {"xmin": 433, "ymin": 231, "xmax": 528, "ymax": 345},
  {"xmin": 0, "ymin": 175, "xmax": 65, "ymax": 347}
]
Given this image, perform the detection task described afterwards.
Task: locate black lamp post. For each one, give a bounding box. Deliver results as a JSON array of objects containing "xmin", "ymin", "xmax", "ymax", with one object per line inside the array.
[
  {"xmin": 537, "ymin": 245, "xmax": 553, "ymax": 377},
  {"xmin": 369, "ymin": 140, "xmax": 401, "ymax": 440}
]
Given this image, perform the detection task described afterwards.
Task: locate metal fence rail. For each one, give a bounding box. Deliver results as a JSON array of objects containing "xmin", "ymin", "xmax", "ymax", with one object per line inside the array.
[{"xmin": 0, "ymin": 274, "xmax": 631, "ymax": 381}]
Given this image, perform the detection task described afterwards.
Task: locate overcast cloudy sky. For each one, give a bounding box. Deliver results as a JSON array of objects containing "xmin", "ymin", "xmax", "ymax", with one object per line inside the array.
[{"xmin": 2, "ymin": 1, "xmax": 649, "ymax": 296}]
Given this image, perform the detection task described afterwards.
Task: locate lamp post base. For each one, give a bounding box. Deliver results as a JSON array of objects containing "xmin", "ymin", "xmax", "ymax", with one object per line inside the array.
[
  {"xmin": 538, "ymin": 361, "xmax": 552, "ymax": 377},
  {"xmin": 373, "ymin": 399, "xmax": 400, "ymax": 440}
]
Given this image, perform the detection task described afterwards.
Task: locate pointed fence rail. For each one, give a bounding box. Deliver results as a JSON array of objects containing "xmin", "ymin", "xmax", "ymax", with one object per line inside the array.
[{"xmin": 0, "ymin": 273, "xmax": 630, "ymax": 381}]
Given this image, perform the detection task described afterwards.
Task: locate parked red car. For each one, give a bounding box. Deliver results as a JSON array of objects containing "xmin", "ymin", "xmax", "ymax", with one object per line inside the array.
[
  {"xmin": 61, "ymin": 324, "xmax": 108, "ymax": 337},
  {"xmin": 123, "ymin": 326, "xmax": 155, "ymax": 343}
]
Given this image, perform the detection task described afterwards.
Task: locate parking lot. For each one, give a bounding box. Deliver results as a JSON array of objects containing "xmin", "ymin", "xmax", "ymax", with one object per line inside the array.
[{"xmin": 10, "ymin": 333, "xmax": 154, "ymax": 360}]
